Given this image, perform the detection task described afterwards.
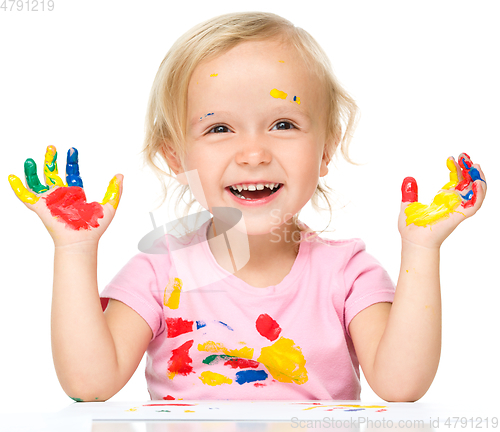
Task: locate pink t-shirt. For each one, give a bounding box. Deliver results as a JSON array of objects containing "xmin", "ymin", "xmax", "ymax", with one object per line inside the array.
[{"xmin": 100, "ymin": 219, "xmax": 395, "ymax": 400}]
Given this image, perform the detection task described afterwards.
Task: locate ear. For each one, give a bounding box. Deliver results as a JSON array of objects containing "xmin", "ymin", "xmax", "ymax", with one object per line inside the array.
[
  {"xmin": 319, "ymin": 133, "xmax": 339, "ymax": 178},
  {"xmin": 161, "ymin": 145, "xmax": 188, "ymax": 185}
]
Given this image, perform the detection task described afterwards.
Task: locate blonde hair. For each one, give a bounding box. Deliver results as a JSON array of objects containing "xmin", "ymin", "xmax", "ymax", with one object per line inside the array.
[{"xmin": 142, "ymin": 11, "xmax": 359, "ymax": 245}]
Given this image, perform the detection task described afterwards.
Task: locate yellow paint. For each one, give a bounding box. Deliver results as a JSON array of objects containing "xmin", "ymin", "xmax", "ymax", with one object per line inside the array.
[
  {"xmin": 303, "ymin": 404, "xmax": 386, "ymax": 410},
  {"xmin": 44, "ymin": 145, "xmax": 65, "ymax": 187},
  {"xmin": 126, "ymin": 407, "xmax": 138, "ymax": 412},
  {"xmin": 442, "ymin": 157, "xmax": 459, "ymax": 190},
  {"xmin": 185, "ymin": 410, "xmax": 195, "ymax": 413},
  {"xmin": 257, "ymin": 337, "xmax": 308, "ymax": 385},
  {"xmin": 199, "ymin": 371, "xmax": 232, "ymax": 386},
  {"xmin": 8, "ymin": 175, "xmax": 39, "ymax": 204},
  {"xmin": 101, "ymin": 176, "xmax": 120, "ymax": 209},
  {"xmin": 295, "ymin": 97, "xmax": 301, "ymax": 105},
  {"xmin": 210, "ymin": 73, "xmax": 218, "ymax": 77},
  {"xmin": 278, "ymin": 60, "xmax": 285, "ymax": 63},
  {"xmin": 167, "ymin": 370, "xmax": 176, "ymax": 380},
  {"xmin": 270, "ymin": 88, "xmax": 287, "ymax": 100},
  {"xmin": 164, "ymin": 277, "xmax": 183, "ymax": 309},
  {"xmin": 404, "ymin": 190, "xmax": 462, "ymax": 227},
  {"xmin": 197, "ymin": 341, "xmax": 254, "ymax": 359}
]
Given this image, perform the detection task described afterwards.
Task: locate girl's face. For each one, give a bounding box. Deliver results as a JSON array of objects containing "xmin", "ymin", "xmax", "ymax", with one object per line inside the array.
[{"xmin": 181, "ymin": 39, "xmax": 331, "ymax": 235}]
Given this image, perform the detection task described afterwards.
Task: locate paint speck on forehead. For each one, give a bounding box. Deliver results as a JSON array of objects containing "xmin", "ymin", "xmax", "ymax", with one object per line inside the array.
[
  {"xmin": 210, "ymin": 73, "xmax": 218, "ymax": 77},
  {"xmin": 199, "ymin": 113, "xmax": 215, "ymax": 121},
  {"xmin": 270, "ymin": 88, "xmax": 287, "ymax": 99},
  {"xmin": 278, "ymin": 60, "xmax": 285, "ymax": 63}
]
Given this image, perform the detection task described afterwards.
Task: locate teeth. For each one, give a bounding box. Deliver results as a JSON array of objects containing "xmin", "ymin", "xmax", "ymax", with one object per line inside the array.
[{"xmin": 230, "ymin": 183, "xmax": 280, "ymax": 192}]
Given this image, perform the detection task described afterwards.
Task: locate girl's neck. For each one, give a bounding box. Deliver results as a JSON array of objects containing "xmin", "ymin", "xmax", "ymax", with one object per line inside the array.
[{"xmin": 206, "ymin": 217, "xmax": 301, "ymax": 279}]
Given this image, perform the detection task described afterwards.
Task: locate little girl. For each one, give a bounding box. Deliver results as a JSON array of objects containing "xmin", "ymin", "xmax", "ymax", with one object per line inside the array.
[{"xmin": 8, "ymin": 12, "xmax": 486, "ymax": 402}]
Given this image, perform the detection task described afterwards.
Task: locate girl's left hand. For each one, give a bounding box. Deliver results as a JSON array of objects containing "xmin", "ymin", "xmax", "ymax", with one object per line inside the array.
[{"xmin": 398, "ymin": 153, "xmax": 487, "ymax": 249}]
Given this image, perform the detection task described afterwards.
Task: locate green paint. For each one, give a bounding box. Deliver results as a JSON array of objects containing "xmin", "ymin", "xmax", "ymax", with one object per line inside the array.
[
  {"xmin": 24, "ymin": 159, "xmax": 49, "ymax": 193},
  {"xmin": 156, "ymin": 410, "xmax": 171, "ymax": 412},
  {"xmin": 45, "ymin": 151, "xmax": 58, "ymax": 172},
  {"xmin": 70, "ymin": 397, "xmax": 84, "ymax": 402},
  {"xmin": 202, "ymin": 354, "xmax": 236, "ymax": 365}
]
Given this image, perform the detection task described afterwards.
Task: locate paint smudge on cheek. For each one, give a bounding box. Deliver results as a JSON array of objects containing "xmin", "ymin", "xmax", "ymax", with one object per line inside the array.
[
  {"xmin": 199, "ymin": 371, "xmax": 232, "ymax": 386},
  {"xmin": 257, "ymin": 337, "xmax": 308, "ymax": 384},
  {"xmin": 235, "ymin": 370, "xmax": 268, "ymax": 385},
  {"xmin": 167, "ymin": 340, "xmax": 194, "ymax": 379},
  {"xmin": 164, "ymin": 277, "xmax": 183, "ymax": 309},
  {"xmin": 166, "ymin": 317, "xmax": 193, "ymax": 338},
  {"xmin": 256, "ymin": 314, "xmax": 282, "ymax": 341},
  {"xmin": 44, "ymin": 186, "xmax": 104, "ymax": 230},
  {"xmin": 209, "ymin": 73, "xmax": 218, "ymax": 77}
]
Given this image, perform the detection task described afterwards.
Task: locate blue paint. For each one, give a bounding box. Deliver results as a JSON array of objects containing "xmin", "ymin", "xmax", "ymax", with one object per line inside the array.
[
  {"xmin": 468, "ymin": 167, "xmax": 485, "ymax": 183},
  {"xmin": 460, "ymin": 190, "xmax": 474, "ymax": 201},
  {"xmin": 216, "ymin": 320, "xmax": 234, "ymax": 331},
  {"xmin": 196, "ymin": 320, "xmax": 206, "ymax": 329},
  {"xmin": 293, "ymin": 96, "xmax": 297, "ymax": 101},
  {"xmin": 235, "ymin": 370, "xmax": 268, "ymax": 385},
  {"xmin": 65, "ymin": 147, "xmax": 83, "ymax": 187},
  {"xmin": 345, "ymin": 408, "xmax": 365, "ymax": 412}
]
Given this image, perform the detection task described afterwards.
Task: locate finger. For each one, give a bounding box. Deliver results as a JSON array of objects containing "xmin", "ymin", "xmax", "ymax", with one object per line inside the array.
[
  {"xmin": 401, "ymin": 177, "xmax": 418, "ymax": 202},
  {"xmin": 8, "ymin": 174, "xmax": 40, "ymax": 204},
  {"xmin": 44, "ymin": 145, "xmax": 65, "ymax": 187},
  {"xmin": 456, "ymin": 152, "xmax": 472, "ymax": 191},
  {"xmin": 460, "ymin": 154, "xmax": 486, "ymax": 184},
  {"xmin": 460, "ymin": 163, "xmax": 486, "ymax": 211},
  {"xmin": 442, "ymin": 156, "xmax": 461, "ymax": 190},
  {"xmin": 24, "ymin": 158, "xmax": 49, "ymax": 193},
  {"xmin": 100, "ymin": 174, "xmax": 123, "ymax": 210},
  {"xmin": 65, "ymin": 147, "xmax": 84, "ymax": 187}
]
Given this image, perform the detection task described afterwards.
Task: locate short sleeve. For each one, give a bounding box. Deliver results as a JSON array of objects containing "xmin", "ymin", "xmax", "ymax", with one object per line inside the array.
[
  {"xmin": 100, "ymin": 253, "xmax": 169, "ymax": 341},
  {"xmin": 343, "ymin": 240, "xmax": 395, "ymax": 338}
]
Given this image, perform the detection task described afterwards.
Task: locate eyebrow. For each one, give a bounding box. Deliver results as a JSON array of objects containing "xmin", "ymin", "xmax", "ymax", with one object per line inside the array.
[{"xmin": 191, "ymin": 107, "xmax": 311, "ymax": 128}]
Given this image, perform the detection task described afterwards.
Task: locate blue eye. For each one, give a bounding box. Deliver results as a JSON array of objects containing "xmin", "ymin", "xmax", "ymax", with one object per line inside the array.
[
  {"xmin": 272, "ymin": 121, "xmax": 295, "ymax": 130},
  {"xmin": 208, "ymin": 125, "xmax": 230, "ymax": 133}
]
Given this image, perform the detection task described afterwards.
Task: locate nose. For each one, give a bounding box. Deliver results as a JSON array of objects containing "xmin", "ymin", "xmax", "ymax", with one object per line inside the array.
[{"xmin": 234, "ymin": 134, "xmax": 272, "ymax": 166}]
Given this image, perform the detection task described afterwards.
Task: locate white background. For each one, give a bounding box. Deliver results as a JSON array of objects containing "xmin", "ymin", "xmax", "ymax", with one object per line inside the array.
[{"xmin": 1, "ymin": 0, "xmax": 499, "ymax": 415}]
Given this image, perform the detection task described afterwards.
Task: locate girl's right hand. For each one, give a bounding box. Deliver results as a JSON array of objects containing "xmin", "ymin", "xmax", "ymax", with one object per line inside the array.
[{"xmin": 8, "ymin": 146, "xmax": 123, "ymax": 248}]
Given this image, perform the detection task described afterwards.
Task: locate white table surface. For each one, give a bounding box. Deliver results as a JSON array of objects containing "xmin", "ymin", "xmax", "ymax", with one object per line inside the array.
[{"xmin": 2, "ymin": 400, "xmax": 498, "ymax": 431}]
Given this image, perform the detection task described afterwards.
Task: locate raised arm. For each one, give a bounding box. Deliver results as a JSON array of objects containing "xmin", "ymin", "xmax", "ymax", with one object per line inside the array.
[
  {"xmin": 9, "ymin": 146, "xmax": 151, "ymax": 401},
  {"xmin": 349, "ymin": 153, "xmax": 486, "ymax": 402}
]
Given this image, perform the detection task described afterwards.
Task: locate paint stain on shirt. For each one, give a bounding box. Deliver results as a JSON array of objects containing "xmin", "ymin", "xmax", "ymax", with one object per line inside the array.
[
  {"xmin": 256, "ymin": 313, "xmax": 282, "ymax": 341},
  {"xmin": 257, "ymin": 337, "xmax": 308, "ymax": 385},
  {"xmin": 167, "ymin": 340, "xmax": 194, "ymax": 379},
  {"xmin": 164, "ymin": 278, "xmax": 183, "ymax": 309},
  {"xmin": 166, "ymin": 317, "xmax": 193, "ymax": 338},
  {"xmin": 199, "ymin": 371, "xmax": 232, "ymax": 386},
  {"xmin": 198, "ymin": 341, "xmax": 254, "ymax": 359}
]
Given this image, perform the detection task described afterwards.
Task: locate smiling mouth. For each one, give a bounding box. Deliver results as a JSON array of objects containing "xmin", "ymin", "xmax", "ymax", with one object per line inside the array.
[{"xmin": 228, "ymin": 184, "xmax": 283, "ymax": 200}]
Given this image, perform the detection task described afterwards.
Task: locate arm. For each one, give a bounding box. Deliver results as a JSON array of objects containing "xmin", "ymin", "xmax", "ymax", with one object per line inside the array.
[
  {"xmin": 349, "ymin": 153, "xmax": 486, "ymax": 402},
  {"xmin": 9, "ymin": 146, "xmax": 151, "ymax": 401}
]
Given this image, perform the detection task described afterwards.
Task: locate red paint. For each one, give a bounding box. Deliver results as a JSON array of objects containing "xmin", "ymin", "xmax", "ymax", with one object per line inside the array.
[
  {"xmin": 459, "ymin": 154, "xmax": 472, "ymax": 170},
  {"xmin": 456, "ymin": 169, "xmax": 471, "ymax": 192},
  {"xmin": 163, "ymin": 395, "xmax": 175, "ymax": 400},
  {"xmin": 461, "ymin": 182, "xmax": 478, "ymax": 209},
  {"xmin": 253, "ymin": 383, "xmax": 266, "ymax": 387},
  {"xmin": 401, "ymin": 177, "xmax": 418, "ymax": 202},
  {"xmin": 144, "ymin": 403, "xmax": 196, "ymax": 406},
  {"xmin": 224, "ymin": 358, "xmax": 260, "ymax": 369},
  {"xmin": 166, "ymin": 317, "xmax": 194, "ymax": 338},
  {"xmin": 44, "ymin": 186, "xmax": 103, "ymax": 230},
  {"xmin": 255, "ymin": 314, "xmax": 282, "ymax": 341},
  {"xmin": 167, "ymin": 340, "xmax": 194, "ymax": 377}
]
